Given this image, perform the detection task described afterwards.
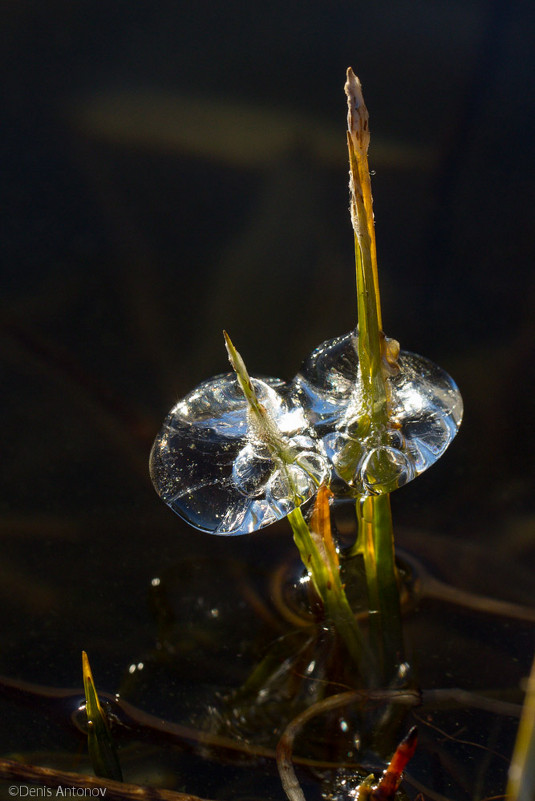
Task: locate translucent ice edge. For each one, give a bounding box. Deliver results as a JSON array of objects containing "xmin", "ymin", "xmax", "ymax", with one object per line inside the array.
[
  {"xmin": 291, "ymin": 330, "xmax": 463, "ymax": 496},
  {"xmin": 149, "ymin": 373, "xmax": 330, "ymax": 535}
]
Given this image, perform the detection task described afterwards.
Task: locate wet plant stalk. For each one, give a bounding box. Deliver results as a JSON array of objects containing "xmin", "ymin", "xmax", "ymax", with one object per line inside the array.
[
  {"xmin": 224, "ymin": 332, "xmax": 369, "ymax": 676},
  {"xmin": 345, "ymin": 69, "xmax": 403, "ymax": 680},
  {"xmin": 288, "ymin": 498, "xmax": 370, "ymax": 680},
  {"xmin": 356, "ymin": 495, "xmax": 403, "ymax": 680},
  {"xmin": 345, "ymin": 68, "xmax": 386, "ymax": 426}
]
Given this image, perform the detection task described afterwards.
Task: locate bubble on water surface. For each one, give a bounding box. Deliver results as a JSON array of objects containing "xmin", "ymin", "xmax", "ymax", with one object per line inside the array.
[
  {"xmin": 150, "ymin": 373, "xmax": 330, "ymax": 535},
  {"xmin": 291, "ymin": 330, "xmax": 463, "ymax": 495}
]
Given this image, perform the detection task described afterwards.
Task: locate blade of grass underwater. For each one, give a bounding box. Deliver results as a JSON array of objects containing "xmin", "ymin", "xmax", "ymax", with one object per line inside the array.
[{"xmin": 82, "ymin": 651, "xmax": 123, "ymax": 782}]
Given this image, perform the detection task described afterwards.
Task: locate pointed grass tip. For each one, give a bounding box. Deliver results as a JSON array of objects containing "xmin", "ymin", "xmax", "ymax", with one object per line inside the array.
[
  {"xmin": 345, "ymin": 67, "xmax": 370, "ymax": 155},
  {"xmin": 223, "ymin": 329, "xmax": 240, "ymax": 371},
  {"xmin": 223, "ymin": 329, "xmax": 251, "ymax": 391},
  {"xmin": 82, "ymin": 650, "xmax": 104, "ymax": 719}
]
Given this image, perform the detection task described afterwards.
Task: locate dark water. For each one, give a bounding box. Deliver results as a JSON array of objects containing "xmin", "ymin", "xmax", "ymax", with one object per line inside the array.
[{"xmin": 1, "ymin": 2, "xmax": 534, "ymax": 799}]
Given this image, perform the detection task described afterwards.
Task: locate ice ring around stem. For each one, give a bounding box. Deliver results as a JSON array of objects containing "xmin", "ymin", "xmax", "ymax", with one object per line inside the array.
[
  {"xmin": 291, "ymin": 330, "xmax": 463, "ymax": 496},
  {"xmin": 150, "ymin": 373, "xmax": 330, "ymax": 535}
]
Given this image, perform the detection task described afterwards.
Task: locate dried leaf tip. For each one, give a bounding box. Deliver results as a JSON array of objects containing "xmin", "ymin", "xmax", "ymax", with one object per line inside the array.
[{"xmin": 345, "ymin": 67, "xmax": 370, "ymax": 156}]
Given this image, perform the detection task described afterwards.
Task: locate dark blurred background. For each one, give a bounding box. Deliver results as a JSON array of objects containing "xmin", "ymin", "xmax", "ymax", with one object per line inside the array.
[{"xmin": 1, "ymin": 0, "xmax": 534, "ymax": 764}]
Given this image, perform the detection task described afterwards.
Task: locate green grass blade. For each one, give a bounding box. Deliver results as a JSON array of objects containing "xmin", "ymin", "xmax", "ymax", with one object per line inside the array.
[
  {"xmin": 507, "ymin": 654, "xmax": 535, "ymax": 801},
  {"xmin": 223, "ymin": 330, "xmax": 295, "ymax": 464},
  {"xmin": 345, "ymin": 69, "xmax": 387, "ymax": 428},
  {"xmin": 82, "ymin": 651, "xmax": 123, "ymax": 782}
]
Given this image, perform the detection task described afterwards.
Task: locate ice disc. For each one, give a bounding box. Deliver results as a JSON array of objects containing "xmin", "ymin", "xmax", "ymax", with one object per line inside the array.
[
  {"xmin": 150, "ymin": 373, "xmax": 330, "ymax": 535},
  {"xmin": 291, "ymin": 331, "xmax": 463, "ymax": 495}
]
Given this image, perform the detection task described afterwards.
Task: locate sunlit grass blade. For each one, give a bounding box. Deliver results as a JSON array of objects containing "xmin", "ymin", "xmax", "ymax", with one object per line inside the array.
[
  {"xmin": 507, "ymin": 654, "xmax": 535, "ymax": 801},
  {"xmin": 223, "ymin": 329, "xmax": 266, "ymax": 423},
  {"xmin": 345, "ymin": 68, "xmax": 388, "ymax": 426},
  {"xmin": 343, "ymin": 70, "xmax": 405, "ymax": 684},
  {"xmin": 223, "ymin": 329, "xmax": 294, "ymax": 464},
  {"xmin": 82, "ymin": 651, "xmax": 123, "ymax": 782}
]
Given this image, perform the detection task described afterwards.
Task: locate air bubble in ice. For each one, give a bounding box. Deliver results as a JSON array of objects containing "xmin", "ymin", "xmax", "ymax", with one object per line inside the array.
[{"xmin": 360, "ymin": 445, "xmax": 414, "ymax": 494}]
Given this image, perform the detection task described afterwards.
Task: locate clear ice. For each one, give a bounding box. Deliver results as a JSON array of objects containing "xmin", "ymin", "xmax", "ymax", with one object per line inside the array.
[
  {"xmin": 150, "ymin": 373, "xmax": 330, "ymax": 535},
  {"xmin": 150, "ymin": 331, "xmax": 463, "ymax": 532},
  {"xmin": 291, "ymin": 330, "xmax": 463, "ymax": 496}
]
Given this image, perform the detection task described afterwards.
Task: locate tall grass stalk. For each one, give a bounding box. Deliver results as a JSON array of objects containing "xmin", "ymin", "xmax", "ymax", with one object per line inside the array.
[{"xmin": 345, "ymin": 68, "xmax": 404, "ymax": 681}]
